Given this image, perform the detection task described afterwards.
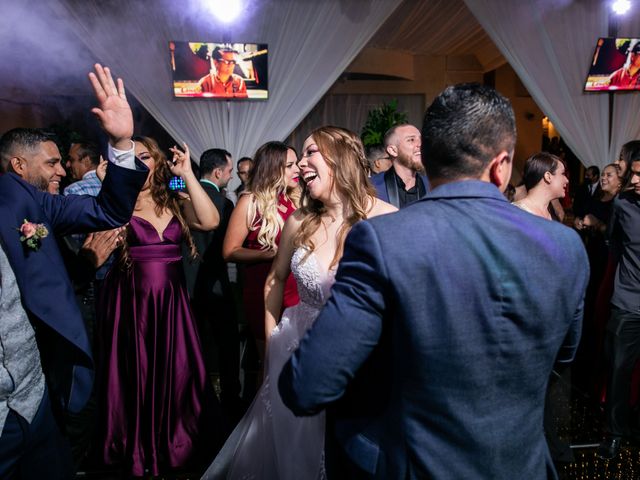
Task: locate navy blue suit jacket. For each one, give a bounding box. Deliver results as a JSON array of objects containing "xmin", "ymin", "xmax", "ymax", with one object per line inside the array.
[
  {"xmin": 280, "ymin": 180, "xmax": 589, "ymax": 479},
  {"xmin": 0, "ymin": 161, "xmax": 147, "ymax": 413},
  {"xmin": 370, "ymin": 168, "xmax": 429, "ymax": 207}
]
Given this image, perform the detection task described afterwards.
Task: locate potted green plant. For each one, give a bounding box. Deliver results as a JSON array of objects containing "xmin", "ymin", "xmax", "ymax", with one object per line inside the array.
[{"xmin": 361, "ymin": 99, "xmax": 408, "ymax": 147}]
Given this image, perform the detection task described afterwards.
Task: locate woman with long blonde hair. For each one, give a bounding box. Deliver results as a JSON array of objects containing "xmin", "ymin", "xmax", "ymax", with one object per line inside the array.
[
  {"xmin": 97, "ymin": 136, "xmax": 221, "ymax": 477},
  {"xmin": 223, "ymin": 141, "xmax": 301, "ymax": 360},
  {"xmin": 203, "ymin": 126, "xmax": 396, "ymax": 479}
]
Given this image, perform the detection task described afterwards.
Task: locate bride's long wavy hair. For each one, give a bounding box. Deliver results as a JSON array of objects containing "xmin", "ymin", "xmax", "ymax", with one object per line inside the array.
[
  {"xmin": 244, "ymin": 141, "xmax": 300, "ymax": 251},
  {"xmin": 294, "ymin": 126, "xmax": 375, "ymax": 269},
  {"xmin": 117, "ymin": 136, "xmax": 197, "ymax": 270}
]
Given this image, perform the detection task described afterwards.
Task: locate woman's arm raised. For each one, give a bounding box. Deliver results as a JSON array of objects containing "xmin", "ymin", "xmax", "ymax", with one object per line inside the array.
[{"xmin": 170, "ymin": 143, "xmax": 220, "ymax": 231}]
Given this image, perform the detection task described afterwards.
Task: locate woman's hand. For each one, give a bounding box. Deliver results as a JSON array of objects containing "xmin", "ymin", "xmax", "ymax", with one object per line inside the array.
[
  {"xmin": 574, "ymin": 217, "xmax": 585, "ymax": 230},
  {"xmin": 583, "ymin": 214, "xmax": 603, "ymax": 231},
  {"xmin": 95, "ymin": 155, "xmax": 108, "ymax": 182},
  {"xmin": 168, "ymin": 143, "xmax": 193, "ymax": 178}
]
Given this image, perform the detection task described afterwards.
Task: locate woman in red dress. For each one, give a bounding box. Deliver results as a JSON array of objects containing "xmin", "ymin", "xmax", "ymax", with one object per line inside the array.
[{"xmin": 223, "ymin": 141, "xmax": 300, "ymax": 363}]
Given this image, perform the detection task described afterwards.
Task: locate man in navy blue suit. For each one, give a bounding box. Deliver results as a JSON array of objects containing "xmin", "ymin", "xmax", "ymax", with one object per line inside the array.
[
  {"xmin": 280, "ymin": 84, "xmax": 589, "ymax": 479},
  {"xmin": 369, "ymin": 123, "xmax": 429, "ymax": 208},
  {"xmin": 0, "ymin": 64, "xmax": 148, "ymax": 479}
]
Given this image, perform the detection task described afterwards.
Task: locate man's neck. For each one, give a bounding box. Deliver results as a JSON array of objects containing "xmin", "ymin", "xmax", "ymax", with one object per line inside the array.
[
  {"xmin": 393, "ymin": 162, "xmax": 417, "ymax": 189},
  {"xmin": 201, "ymin": 177, "xmax": 220, "ymax": 191}
]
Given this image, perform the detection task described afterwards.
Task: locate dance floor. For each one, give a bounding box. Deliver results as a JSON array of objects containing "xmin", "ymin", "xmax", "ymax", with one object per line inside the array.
[{"xmin": 77, "ymin": 370, "xmax": 640, "ymax": 480}]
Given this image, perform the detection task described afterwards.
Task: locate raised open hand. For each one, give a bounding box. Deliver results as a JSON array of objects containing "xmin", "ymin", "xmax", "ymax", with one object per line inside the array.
[
  {"xmin": 168, "ymin": 143, "xmax": 193, "ymax": 177},
  {"xmin": 88, "ymin": 64, "xmax": 133, "ymax": 150}
]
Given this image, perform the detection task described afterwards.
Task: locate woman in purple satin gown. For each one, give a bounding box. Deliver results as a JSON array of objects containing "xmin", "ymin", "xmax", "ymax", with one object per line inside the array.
[{"xmin": 96, "ymin": 137, "xmax": 221, "ymax": 477}]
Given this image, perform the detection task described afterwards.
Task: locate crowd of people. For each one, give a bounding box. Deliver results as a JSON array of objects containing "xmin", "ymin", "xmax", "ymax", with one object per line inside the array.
[{"xmin": 0, "ymin": 64, "xmax": 639, "ymax": 480}]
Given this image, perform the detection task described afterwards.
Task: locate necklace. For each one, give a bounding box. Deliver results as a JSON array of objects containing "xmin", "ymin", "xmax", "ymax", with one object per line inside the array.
[{"xmin": 516, "ymin": 200, "xmax": 550, "ymax": 220}]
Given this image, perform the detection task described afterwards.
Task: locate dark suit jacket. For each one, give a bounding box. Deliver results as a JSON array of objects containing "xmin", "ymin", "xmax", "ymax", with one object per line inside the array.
[
  {"xmin": 183, "ymin": 181, "xmax": 234, "ymax": 300},
  {"xmin": 573, "ymin": 181, "xmax": 599, "ymax": 218},
  {"xmin": 280, "ymin": 180, "xmax": 589, "ymax": 479},
  {"xmin": 370, "ymin": 168, "xmax": 429, "ymax": 208},
  {"xmin": 0, "ymin": 161, "xmax": 147, "ymax": 414}
]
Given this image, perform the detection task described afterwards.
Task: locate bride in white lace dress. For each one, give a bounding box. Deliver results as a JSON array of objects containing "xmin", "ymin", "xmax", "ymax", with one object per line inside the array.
[{"xmin": 201, "ymin": 126, "xmax": 396, "ymax": 480}]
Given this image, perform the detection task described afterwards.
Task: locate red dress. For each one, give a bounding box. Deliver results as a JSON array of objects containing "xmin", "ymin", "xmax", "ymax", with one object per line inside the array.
[{"xmin": 242, "ymin": 194, "xmax": 299, "ymax": 340}]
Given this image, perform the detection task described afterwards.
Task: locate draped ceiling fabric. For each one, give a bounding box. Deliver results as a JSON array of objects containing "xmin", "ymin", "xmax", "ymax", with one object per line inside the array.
[
  {"xmin": 465, "ymin": 0, "xmax": 640, "ymax": 168},
  {"xmin": 610, "ymin": 13, "xmax": 640, "ymax": 161},
  {"xmin": 369, "ymin": 0, "xmax": 504, "ymax": 72},
  {"xmin": 49, "ymin": 0, "xmax": 403, "ymax": 162}
]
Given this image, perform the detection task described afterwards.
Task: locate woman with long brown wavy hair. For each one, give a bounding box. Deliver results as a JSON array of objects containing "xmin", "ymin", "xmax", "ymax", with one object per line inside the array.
[
  {"xmin": 222, "ymin": 141, "xmax": 301, "ymax": 362},
  {"xmin": 203, "ymin": 126, "xmax": 395, "ymax": 480},
  {"xmin": 96, "ymin": 136, "xmax": 221, "ymax": 477}
]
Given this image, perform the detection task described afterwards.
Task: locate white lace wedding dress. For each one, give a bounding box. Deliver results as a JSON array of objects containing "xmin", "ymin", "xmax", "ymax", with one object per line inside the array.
[{"xmin": 202, "ymin": 248, "xmax": 334, "ymax": 480}]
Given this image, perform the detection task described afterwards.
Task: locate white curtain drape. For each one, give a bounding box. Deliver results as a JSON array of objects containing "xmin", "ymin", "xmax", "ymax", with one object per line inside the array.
[
  {"xmin": 286, "ymin": 93, "xmax": 425, "ymax": 151},
  {"xmin": 464, "ymin": 0, "xmax": 623, "ymax": 168},
  {"xmin": 49, "ymin": 0, "xmax": 403, "ymax": 162}
]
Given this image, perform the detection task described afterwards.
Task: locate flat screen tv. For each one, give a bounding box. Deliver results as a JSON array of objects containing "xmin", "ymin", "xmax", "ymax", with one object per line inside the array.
[
  {"xmin": 585, "ymin": 37, "xmax": 640, "ymax": 91},
  {"xmin": 170, "ymin": 41, "xmax": 268, "ymax": 99}
]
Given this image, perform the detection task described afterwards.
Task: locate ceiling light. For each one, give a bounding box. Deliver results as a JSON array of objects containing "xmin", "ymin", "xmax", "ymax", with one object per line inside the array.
[
  {"xmin": 612, "ymin": 0, "xmax": 632, "ymax": 15},
  {"xmin": 209, "ymin": 0, "xmax": 244, "ymax": 23}
]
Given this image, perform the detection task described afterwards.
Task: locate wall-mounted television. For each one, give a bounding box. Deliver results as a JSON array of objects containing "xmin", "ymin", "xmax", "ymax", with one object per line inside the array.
[
  {"xmin": 585, "ymin": 37, "xmax": 640, "ymax": 91},
  {"xmin": 169, "ymin": 42, "xmax": 268, "ymax": 99}
]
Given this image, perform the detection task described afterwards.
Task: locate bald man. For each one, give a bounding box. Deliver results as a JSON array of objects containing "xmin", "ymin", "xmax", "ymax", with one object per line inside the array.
[{"xmin": 370, "ymin": 124, "xmax": 429, "ymax": 208}]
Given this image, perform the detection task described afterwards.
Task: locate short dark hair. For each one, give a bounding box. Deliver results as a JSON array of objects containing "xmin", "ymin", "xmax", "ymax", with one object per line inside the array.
[
  {"xmin": 212, "ymin": 47, "xmax": 239, "ymax": 62},
  {"xmin": 365, "ymin": 144, "xmax": 386, "ymax": 169},
  {"xmin": 421, "ymin": 83, "xmax": 516, "ymax": 181},
  {"xmin": 522, "ymin": 152, "xmax": 561, "ymax": 191},
  {"xmin": 200, "ymin": 148, "xmax": 230, "ymax": 176},
  {"xmin": 585, "ymin": 165, "xmax": 600, "ymax": 178},
  {"xmin": 71, "ymin": 142, "xmax": 100, "ymax": 167},
  {"xmin": 0, "ymin": 128, "xmax": 56, "ymax": 173}
]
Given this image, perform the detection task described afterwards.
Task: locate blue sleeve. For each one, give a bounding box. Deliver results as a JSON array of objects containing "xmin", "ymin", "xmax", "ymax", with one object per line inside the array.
[
  {"xmin": 39, "ymin": 159, "xmax": 148, "ymax": 236},
  {"xmin": 279, "ymin": 220, "xmax": 390, "ymax": 415},
  {"xmin": 556, "ymin": 232, "xmax": 590, "ymax": 363}
]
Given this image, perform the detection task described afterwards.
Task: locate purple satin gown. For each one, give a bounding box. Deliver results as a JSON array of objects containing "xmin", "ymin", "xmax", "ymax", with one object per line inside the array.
[{"xmin": 97, "ymin": 216, "xmax": 218, "ymax": 477}]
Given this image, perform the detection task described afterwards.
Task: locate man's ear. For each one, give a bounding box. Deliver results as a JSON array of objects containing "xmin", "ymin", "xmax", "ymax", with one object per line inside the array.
[
  {"xmin": 386, "ymin": 144, "xmax": 397, "ymax": 159},
  {"xmin": 488, "ymin": 150, "xmax": 513, "ymax": 191},
  {"xmin": 9, "ymin": 156, "xmax": 26, "ymax": 175}
]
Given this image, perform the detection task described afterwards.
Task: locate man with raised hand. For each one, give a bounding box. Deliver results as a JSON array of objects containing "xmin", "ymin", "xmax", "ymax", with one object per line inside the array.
[{"xmin": 0, "ymin": 64, "xmax": 147, "ymax": 479}]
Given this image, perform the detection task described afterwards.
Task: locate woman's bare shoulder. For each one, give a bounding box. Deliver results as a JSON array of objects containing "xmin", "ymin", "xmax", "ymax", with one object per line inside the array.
[{"xmin": 367, "ymin": 197, "xmax": 398, "ymax": 218}]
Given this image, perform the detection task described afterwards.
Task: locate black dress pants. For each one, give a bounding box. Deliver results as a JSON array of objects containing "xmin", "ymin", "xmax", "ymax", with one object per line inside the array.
[
  {"xmin": 604, "ymin": 306, "xmax": 640, "ymax": 437},
  {"xmin": 0, "ymin": 388, "xmax": 73, "ymax": 479}
]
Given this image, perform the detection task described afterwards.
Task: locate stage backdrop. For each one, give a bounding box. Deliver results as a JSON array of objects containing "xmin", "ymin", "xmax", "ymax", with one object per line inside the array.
[{"xmin": 49, "ymin": 0, "xmax": 403, "ymax": 164}]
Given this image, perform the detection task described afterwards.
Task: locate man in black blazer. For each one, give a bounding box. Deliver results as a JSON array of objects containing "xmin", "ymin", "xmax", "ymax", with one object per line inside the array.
[
  {"xmin": 370, "ymin": 124, "xmax": 429, "ymax": 208},
  {"xmin": 185, "ymin": 148, "xmax": 241, "ymax": 418},
  {"xmin": 572, "ymin": 165, "xmax": 600, "ymax": 219},
  {"xmin": 280, "ymin": 84, "xmax": 589, "ymax": 479}
]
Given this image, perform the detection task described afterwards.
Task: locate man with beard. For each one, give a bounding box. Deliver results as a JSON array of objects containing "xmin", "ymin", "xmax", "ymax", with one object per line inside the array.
[
  {"xmin": 0, "ymin": 64, "xmax": 148, "ymax": 478},
  {"xmin": 370, "ymin": 124, "xmax": 429, "ymax": 208}
]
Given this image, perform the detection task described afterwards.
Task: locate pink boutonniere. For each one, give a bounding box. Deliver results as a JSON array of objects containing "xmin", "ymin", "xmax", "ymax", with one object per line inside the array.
[{"xmin": 18, "ymin": 219, "xmax": 49, "ymax": 251}]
